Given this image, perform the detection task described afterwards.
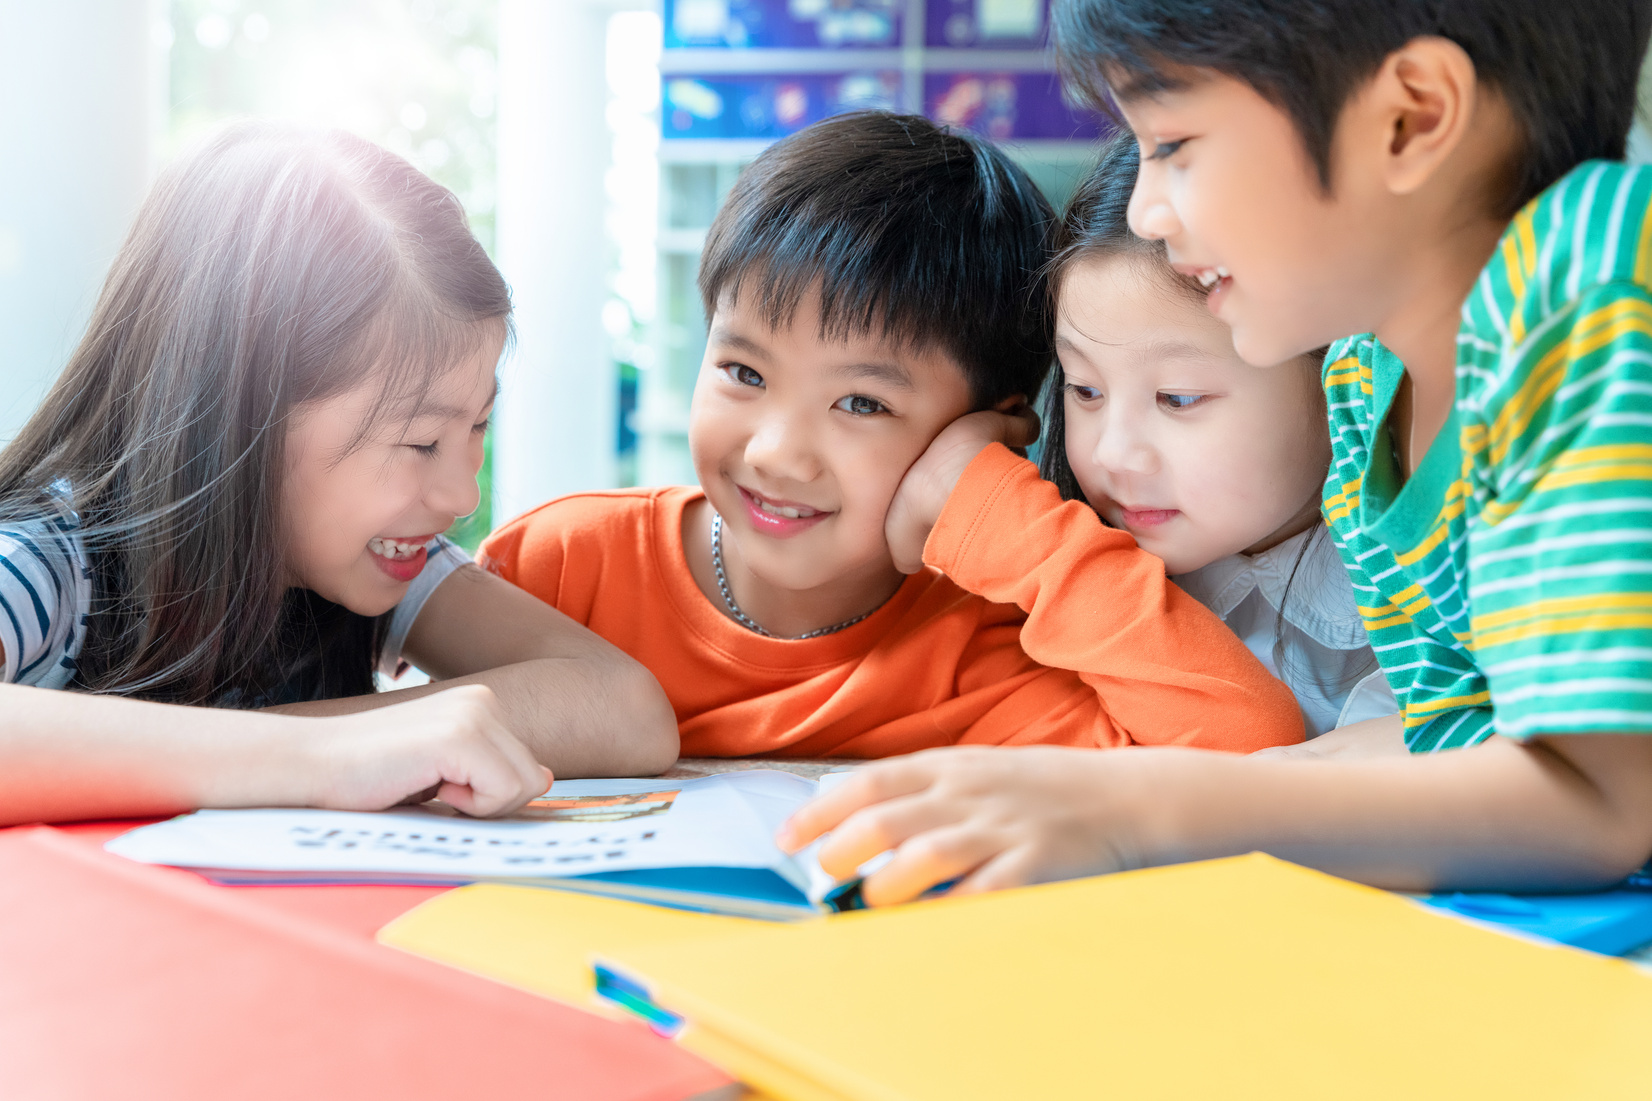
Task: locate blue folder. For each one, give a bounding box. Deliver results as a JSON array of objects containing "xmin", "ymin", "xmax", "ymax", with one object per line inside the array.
[{"xmin": 1421, "ymin": 880, "xmax": 1652, "ymax": 956}]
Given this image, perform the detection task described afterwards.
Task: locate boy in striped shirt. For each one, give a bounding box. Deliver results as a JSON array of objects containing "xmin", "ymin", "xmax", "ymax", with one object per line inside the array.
[{"xmin": 781, "ymin": 0, "xmax": 1652, "ymax": 901}]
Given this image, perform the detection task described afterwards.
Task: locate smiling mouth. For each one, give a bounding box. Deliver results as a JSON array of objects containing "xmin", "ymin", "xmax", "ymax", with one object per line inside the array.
[
  {"xmin": 740, "ymin": 487, "xmax": 825, "ymax": 520},
  {"xmin": 736, "ymin": 486, "xmax": 833, "ymax": 537},
  {"xmin": 368, "ymin": 536, "xmax": 432, "ymax": 561},
  {"xmin": 1193, "ymin": 265, "xmax": 1231, "ymax": 290},
  {"xmin": 1117, "ymin": 507, "xmax": 1181, "ymax": 530}
]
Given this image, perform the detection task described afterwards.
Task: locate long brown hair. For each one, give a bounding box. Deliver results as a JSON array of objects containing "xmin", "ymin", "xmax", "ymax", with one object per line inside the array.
[{"xmin": 0, "ymin": 122, "xmax": 510, "ymax": 705}]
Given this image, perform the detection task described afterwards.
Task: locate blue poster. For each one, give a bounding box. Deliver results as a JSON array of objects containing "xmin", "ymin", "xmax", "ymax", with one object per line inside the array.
[
  {"xmin": 665, "ymin": 0, "xmax": 902, "ymax": 49},
  {"xmin": 926, "ymin": 0, "xmax": 1049, "ymax": 47},
  {"xmin": 924, "ymin": 71, "xmax": 1104, "ymax": 141},
  {"xmin": 664, "ymin": 72, "xmax": 902, "ymax": 139}
]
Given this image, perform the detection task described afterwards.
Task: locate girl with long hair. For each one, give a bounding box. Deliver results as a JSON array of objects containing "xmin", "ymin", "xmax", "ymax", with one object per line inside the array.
[{"xmin": 0, "ymin": 123, "xmax": 676, "ymax": 826}]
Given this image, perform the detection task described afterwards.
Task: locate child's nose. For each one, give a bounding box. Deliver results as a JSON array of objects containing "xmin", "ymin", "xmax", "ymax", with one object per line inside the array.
[
  {"xmin": 428, "ymin": 452, "xmax": 482, "ymax": 521},
  {"xmin": 743, "ymin": 415, "xmax": 821, "ymax": 483},
  {"xmin": 1127, "ymin": 166, "xmax": 1182, "ymax": 242},
  {"xmin": 1092, "ymin": 418, "xmax": 1159, "ymax": 477}
]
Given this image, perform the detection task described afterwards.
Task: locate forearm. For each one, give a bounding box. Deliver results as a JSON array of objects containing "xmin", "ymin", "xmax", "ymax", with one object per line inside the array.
[
  {"xmin": 1134, "ymin": 735, "xmax": 1652, "ymax": 891},
  {"xmin": 1253, "ymin": 713, "xmax": 1408, "ymax": 759},
  {"xmin": 272, "ymin": 657, "xmax": 680, "ymax": 777},
  {"xmin": 929, "ymin": 446, "xmax": 1301, "ymax": 749},
  {"xmin": 0, "ymin": 684, "xmax": 313, "ymax": 826}
]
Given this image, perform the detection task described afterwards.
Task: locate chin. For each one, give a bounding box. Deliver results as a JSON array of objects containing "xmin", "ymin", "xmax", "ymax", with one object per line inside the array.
[
  {"xmin": 1230, "ymin": 320, "xmax": 1321, "ymax": 369},
  {"xmin": 321, "ymin": 579, "xmax": 405, "ymax": 619}
]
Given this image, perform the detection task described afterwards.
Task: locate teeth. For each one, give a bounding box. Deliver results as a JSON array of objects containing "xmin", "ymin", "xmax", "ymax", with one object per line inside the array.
[
  {"xmin": 368, "ymin": 537, "xmax": 425, "ymax": 560},
  {"xmin": 1196, "ymin": 269, "xmax": 1219, "ymax": 288},
  {"xmin": 1215, "ymin": 266, "xmax": 1230, "ymax": 278},
  {"xmin": 755, "ymin": 498, "xmax": 816, "ymax": 520}
]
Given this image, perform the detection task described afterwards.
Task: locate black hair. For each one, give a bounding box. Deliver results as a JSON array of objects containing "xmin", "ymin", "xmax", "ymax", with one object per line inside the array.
[
  {"xmin": 1040, "ymin": 133, "xmax": 1365, "ymax": 700},
  {"xmin": 697, "ymin": 111, "xmax": 1059, "ymax": 407},
  {"xmin": 1052, "ymin": 0, "xmax": 1652, "ymax": 217}
]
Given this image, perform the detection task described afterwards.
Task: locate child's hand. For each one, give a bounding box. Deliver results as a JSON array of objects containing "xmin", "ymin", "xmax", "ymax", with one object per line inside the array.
[
  {"xmin": 884, "ymin": 403, "xmax": 1040, "ymax": 573},
  {"xmin": 297, "ymin": 685, "xmax": 551, "ymax": 817},
  {"xmin": 776, "ymin": 746, "xmax": 1144, "ymax": 905}
]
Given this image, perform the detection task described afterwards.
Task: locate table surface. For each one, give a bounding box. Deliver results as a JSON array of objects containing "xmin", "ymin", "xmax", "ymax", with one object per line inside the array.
[
  {"xmin": 26, "ymin": 757, "xmax": 1642, "ymax": 1096},
  {"xmin": 0, "ymin": 759, "xmax": 852, "ymax": 1101}
]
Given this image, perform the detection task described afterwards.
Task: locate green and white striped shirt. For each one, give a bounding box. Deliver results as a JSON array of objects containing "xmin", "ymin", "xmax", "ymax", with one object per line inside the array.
[{"xmin": 1323, "ymin": 159, "xmax": 1652, "ymax": 750}]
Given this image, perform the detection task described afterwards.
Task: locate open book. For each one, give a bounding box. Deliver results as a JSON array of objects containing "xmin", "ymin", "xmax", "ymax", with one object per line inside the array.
[{"xmin": 106, "ymin": 771, "xmax": 852, "ymax": 920}]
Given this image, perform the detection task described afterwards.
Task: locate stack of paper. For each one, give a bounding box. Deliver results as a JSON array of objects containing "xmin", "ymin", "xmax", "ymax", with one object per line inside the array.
[{"xmin": 424, "ymin": 853, "xmax": 1652, "ymax": 1101}]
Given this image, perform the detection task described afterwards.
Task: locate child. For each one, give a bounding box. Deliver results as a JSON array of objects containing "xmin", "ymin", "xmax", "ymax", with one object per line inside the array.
[
  {"xmin": 780, "ymin": 0, "xmax": 1652, "ymax": 904},
  {"xmin": 1037, "ymin": 132, "xmax": 1396, "ymax": 738},
  {"xmin": 480, "ymin": 111, "xmax": 1304, "ymax": 758},
  {"xmin": 0, "ymin": 122, "xmax": 677, "ymax": 827}
]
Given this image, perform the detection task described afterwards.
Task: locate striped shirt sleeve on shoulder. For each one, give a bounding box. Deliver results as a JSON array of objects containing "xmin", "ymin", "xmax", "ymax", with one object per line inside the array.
[
  {"xmin": 1465, "ymin": 281, "xmax": 1652, "ymax": 737},
  {"xmin": 1321, "ymin": 338, "xmax": 1496, "ymax": 752},
  {"xmin": 0, "ymin": 520, "xmax": 85, "ymax": 687}
]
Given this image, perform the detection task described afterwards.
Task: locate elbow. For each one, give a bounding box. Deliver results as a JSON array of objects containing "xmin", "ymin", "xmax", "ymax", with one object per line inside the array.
[
  {"xmin": 1569, "ymin": 824, "xmax": 1652, "ymax": 889},
  {"xmin": 610, "ymin": 658, "xmax": 680, "ymax": 776}
]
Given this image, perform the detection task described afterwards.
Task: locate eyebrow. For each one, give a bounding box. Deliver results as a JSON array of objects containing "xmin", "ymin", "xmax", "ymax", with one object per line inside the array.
[
  {"xmin": 1057, "ymin": 333, "xmax": 1220, "ymax": 365},
  {"xmin": 834, "ymin": 360, "xmax": 915, "ymax": 390},
  {"xmin": 707, "ymin": 329, "xmax": 771, "ymax": 359},
  {"xmin": 1108, "ymin": 66, "xmax": 1193, "ymax": 106},
  {"xmin": 711, "ymin": 328, "xmax": 915, "ymax": 390},
  {"xmin": 405, "ymin": 377, "xmax": 500, "ymax": 422}
]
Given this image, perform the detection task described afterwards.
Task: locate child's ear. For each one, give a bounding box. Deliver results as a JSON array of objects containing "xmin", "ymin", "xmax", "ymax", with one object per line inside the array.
[{"xmin": 1361, "ymin": 36, "xmax": 1484, "ymax": 199}]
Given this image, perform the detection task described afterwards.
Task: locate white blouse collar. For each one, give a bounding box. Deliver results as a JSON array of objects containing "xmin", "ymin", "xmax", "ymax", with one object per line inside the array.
[{"xmin": 1172, "ymin": 527, "xmax": 1369, "ymax": 651}]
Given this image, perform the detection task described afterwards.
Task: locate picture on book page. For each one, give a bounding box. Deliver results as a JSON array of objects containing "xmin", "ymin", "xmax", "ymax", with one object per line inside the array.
[{"xmin": 516, "ymin": 790, "xmax": 681, "ymax": 823}]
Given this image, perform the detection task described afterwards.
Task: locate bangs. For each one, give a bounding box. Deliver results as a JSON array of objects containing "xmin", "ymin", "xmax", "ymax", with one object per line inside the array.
[
  {"xmin": 307, "ymin": 268, "xmax": 510, "ymax": 452},
  {"xmin": 714, "ymin": 257, "xmax": 954, "ymax": 362}
]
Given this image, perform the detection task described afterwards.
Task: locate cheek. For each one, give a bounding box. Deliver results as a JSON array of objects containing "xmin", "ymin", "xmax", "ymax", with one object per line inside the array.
[
  {"xmin": 1063, "ymin": 398, "xmax": 1102, "ymax": 459},
  {"xmin": 1190, "ymin": 421, "xmax": 1317, "ymax": 533},
  {"xmin": 1170, "ymin": 425, "xmax": 1267, "ymax": 520},
  {"xmin": 1064, "ymin": 416, "xmax": 1103, "ymax": 491},
  {"xmin": 831, "ymin": 440, "xmax": 906, "ymax": 526},
  {"xmin": 688, "ymin": 394, "xmax": 745, "ymax": 470}
]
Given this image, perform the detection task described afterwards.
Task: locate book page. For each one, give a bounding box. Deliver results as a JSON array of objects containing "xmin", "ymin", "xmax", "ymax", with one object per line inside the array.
[{"xmin": 107, "ymin": 771, "xmax": 819, "ymax": 883}]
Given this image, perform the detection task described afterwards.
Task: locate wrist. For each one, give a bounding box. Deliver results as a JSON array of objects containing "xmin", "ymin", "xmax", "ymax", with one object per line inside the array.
[
  {"xmin": 1101, "ymin": 748, "xmax": 1224, "ymax": 870},
  {"xmin": 198, "ymin": 712, "xmax": 329, "ymax": 809}
]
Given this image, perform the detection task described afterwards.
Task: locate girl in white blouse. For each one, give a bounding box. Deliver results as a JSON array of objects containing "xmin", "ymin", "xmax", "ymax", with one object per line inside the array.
[{"xmin": 1038, "ymin": 133, "xmax": 1398, "ymax": 742}]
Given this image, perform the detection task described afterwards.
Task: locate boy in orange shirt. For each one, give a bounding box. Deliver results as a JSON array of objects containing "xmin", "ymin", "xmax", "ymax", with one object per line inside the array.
[{"xmin": 480, "ymin": 111, "xmax": 1302, "ymax": 759}]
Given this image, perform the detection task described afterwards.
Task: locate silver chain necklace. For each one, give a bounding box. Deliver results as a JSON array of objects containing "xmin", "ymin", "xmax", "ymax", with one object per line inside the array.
[{"xmin": 710, "ymin": 511, "xmax": 881, "ymax": 640}]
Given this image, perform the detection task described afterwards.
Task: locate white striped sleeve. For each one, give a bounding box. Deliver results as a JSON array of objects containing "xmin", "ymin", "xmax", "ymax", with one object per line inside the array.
[
  {"xmin": 0, "ymin": 522, "xmax": 84, "ymax": 687},
  {"xmin": 378, "ymin": 536, "xmax": 472, "ymax": 677}
]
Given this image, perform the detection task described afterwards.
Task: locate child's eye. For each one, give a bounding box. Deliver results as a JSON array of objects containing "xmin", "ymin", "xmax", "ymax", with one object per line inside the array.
[
  {"xmin": 1064, "ymin": 383, "xmax": 1102, "ymax": 403},
  {"xmin": 472, "ymin": 417, "xmax": 491, "ymax": 435},
  {"xmin": 410, "ymin": 442, "xmax": 440, "ymax": 457},
  {"xmin": 1158, "ymin": 392, "xmax": 1209, "ymax": 411},
  {"xmin": 1145, "ymin": 139, "xmax": 1187, "ymax": 161},
  {"xmin": 833, "ymin": 394, "xmax": 888, "ymax": 416},
  {"xmin": 723, "ymin": 363, "xmax": 764, "ymax": 387}
]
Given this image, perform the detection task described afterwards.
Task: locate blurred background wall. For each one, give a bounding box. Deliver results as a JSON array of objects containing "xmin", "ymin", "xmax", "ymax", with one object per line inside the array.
[
  {"xmin": 2, "ymin": 0, "xmax": 1649, "ymax": 549},
  {"xmin": 0, "ymin": 1, "xmax": 164, "ymax": 450}
]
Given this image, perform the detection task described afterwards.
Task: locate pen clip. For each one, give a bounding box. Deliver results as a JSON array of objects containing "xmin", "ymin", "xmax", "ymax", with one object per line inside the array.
[{"xmin": 823, "ymin": 877, "xmax": 868, "ymax": 913}]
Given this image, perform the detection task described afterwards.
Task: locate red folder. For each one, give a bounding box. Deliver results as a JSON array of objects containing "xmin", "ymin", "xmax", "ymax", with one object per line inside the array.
[{"xmin": 0, "ymin": 826, "xmax": 730, "ymax": 1101}]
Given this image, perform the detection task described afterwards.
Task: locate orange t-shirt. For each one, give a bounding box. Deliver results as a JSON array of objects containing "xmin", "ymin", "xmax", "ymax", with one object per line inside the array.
[{"xmin": 479, "ymin": 444, "xmax": 1303, "ymax": 758}]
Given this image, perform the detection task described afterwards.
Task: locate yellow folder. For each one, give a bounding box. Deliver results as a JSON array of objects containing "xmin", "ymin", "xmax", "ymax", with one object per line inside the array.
[
  {"xmin": 378, "ymin": 883, "xmax": 766, "ymax": 1016},
  {"xmin": 598, "ymin": 854, "xmax": 1652, "ymax": 1101}
]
